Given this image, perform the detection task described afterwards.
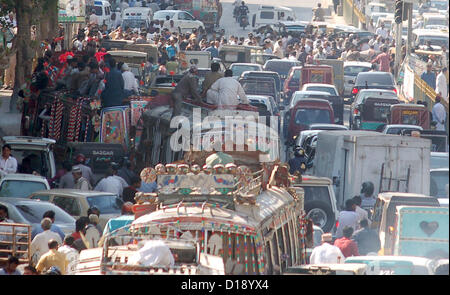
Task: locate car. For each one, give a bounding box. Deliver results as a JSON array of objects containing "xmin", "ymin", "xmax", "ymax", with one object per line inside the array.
[
  {"xmin": 430, "ymin": 152, "xmax": 449, "ymax": 169},
  {"xmin": 350, "ymin": 89, "xmax": 398, "ymax": 126},
  {"xmin": 301, "ymin": 83, "xmax": 339, "ymax": 97},
  {"xmin": 421, "ymin": 13, "xmax": 448, "ymax": 30},
  {"xmin": 152, "ymin": 10, "xmax": 205, "ymax": 34},
  {"xmin": 430, "ymin": 168, "xmax": 449, "ymax": 198},
  {"xmin": 29, "ymin": 189, "xmax": 124, "ymax": 230},
  {"xmin": 1, "ymin": 136, "xmax": 56, "ymax": 179},
  {"xmin": 290, "ymin": 176, "xmax": 339, "ymax": 233},
  {"xmin": 248, "ymin": 95, "xmax": 278, "ymax": 116},
  {"xmin": 289, "ymin": 91, "xmax": 331, "ymax": 109},
  {"xmin": 263, "ymin": 59, "xmax": 302, "ymax": 84},
  {"xmin": 380, "ymin": 124, "xmax": 423, "ymax": 135},
  {"xmin": 229, "ymin": 63, "xmax": 263, "ymax": 79},
  {"xmin": 240, "ymin": 71, "xmax": 282, "ymax": 94},
  {"xmin": 365, "ymin": 2, "xmax": 388, "ymax": 18},
  {"xmin": 343, "ymin": 61, "xmax": 372, "ymax": 97},
  {"xmin": 351, "ymin": 72, "xmax": 396, "ymax": 100},
  {"xmin": 0, "ymin": 174, "xmax": 50, "ymax": 198},
  {"xmin": 413, "ymin": 29, "xmax": 449, "ymax": 51},
  {"xmin": 0, "ymin": 197, "xmax": 75, "ymax": 238},
  {"xmin": 345, "ymin": 256, "xmax": 437, "ymax": 275}
]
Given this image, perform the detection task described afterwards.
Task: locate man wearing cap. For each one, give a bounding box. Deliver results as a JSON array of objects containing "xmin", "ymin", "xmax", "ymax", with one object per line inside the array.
[
  {"xmin": 31, "ymin": 218, "xmax": 62, "ymax": 264},
  {"xmin": 72, "ymin": 166, "xmax": 92, "ymax": 190},
  {"xmin": 74, "ymin": 154, "xmax": 95, "ymax": 187},
  {"xmin": 309, "ymin": 233, "xmax": 344, "ymax": 264},
  {"xmin": 171, "ymin": 65, "xmax": 203, "ymax": 117},
  {"xmin": 121, "ymin": 63, "xmax": 139, "ymax": 98}
]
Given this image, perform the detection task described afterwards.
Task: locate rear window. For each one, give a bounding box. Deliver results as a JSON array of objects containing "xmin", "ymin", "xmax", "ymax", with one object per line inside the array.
[
  {"xmin": 430, "ymin": 155, "xmax": 449, "ymax": 169},
  {"xmin": 302, "ymin": 186, "xmax": 331, "ymax": 204},
  {"xmin": 344, "ymin": 65, "xmax": 371, "ymax": 76},
  {"xmin": 295, "ymin": 108, "xmax": 331, "ymax": 125},
  {"xmin": 260, "ymin": 11, "xmax": 274, "ymax": 19},
  {"xmin": 305, "ymin": 86, "xmax": 337, "ymax": 96},
  {"xmin": 9, "ymin": 149, "xmax": 52, "ymax": 178},
  {"xmin": 363, "ymin": 102, "xmax": 392, "ymax": 122},
  {"xmin": 122, "ymin": 19, "xmax": 147, "ymax": 29},
  {"xmin": 86, "ymin": 195, "xmax": 123, "ymax": 214},
  {"xmin": 154, "ymin": 11, "xmax": 176, "ymax": 20},
  {"xmin": 15, "ymin": 202, "xmax": 74, "ymax": 224},
  {"xmin": 430, "ymin": 170, "xmax": 449, "ymax": 198},
  {"xmin": 230, "ymin": 65, "xmax": 261, "ymax": 77},
  {"xmin": 264, "ymin": 61, "xmax": 300, "ymax": 78},
  {"xmin": 0, "ymin": 181, "xmax": 48, "ymax": 198},
  {"xmin": 356, "ymin": 73, "xmax": 394, "ymax": 86}
]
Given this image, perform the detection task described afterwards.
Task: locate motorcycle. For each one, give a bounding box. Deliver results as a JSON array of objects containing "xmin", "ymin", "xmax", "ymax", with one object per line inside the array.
[{"xmin": 239, "ymin": 14, "xmax": 248, "ymax": 30}]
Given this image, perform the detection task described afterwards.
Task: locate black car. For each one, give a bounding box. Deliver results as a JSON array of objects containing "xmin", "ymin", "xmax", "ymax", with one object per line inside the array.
[
  {"xmin": 263, "ymin": 59, "xmax": 302, "ymax": 85},
  {"xmin": 351, "ymin": 72, "xmax": 396, "ymax": 100},
  {"xmin": 240, "ymin": 70, "xmax": 282, "ymax": 97}
]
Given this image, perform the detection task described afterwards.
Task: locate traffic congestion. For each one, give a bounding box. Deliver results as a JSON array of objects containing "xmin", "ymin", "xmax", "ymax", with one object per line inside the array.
[{"xmin": 0, "ymin": 0, "xmax": 448, "ymax": 276}]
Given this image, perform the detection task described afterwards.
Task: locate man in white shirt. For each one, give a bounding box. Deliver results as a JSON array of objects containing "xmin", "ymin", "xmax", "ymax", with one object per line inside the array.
[
  {"xmin": 206, "ymin": 69, "xmax": 249, "ymax": 106},
  {"xmin": 436, "ymin": 68, "xmax": 448, "ymax": 101},
  {"xmin": 89, "ymin": 9, "xmax": 99, "ymax": 26},
  {"xmin": 95, "ymin": 164, "xmax": 127, "ymax": 197},
  {"xmin": 58, "ymin": 236, "xmax": 79, "ymax": 275},
  {"xmin": 121, "ymin": 63, "xmax": 139, "ymax": 97},
  {"xmin": 375, "ymin": 23, "xmax": 388, "ymax": 40},
  {"xmin": 30, "ymin": 218, "xmax": 62, "ymax": 264},
  {"xmin": 309, "ymin": 233, "xmax": 344, "ymax": 264},
  {"xmin": 335, "ymin": 199, "xmax": 359, "ymax": 238},
  {"xmin": 432, "ymin": 95, "xmax": 447, "ymax": 131},
  {"xmin": 314, "ymin": 46, "xmax": 327, "ymax": 60},
  {"xmin": 352, "ymin": 196, "xmax": 370, "ymax": 229},
  {"xmin": 0, "ymin": 144, "xmax": 17, "ymax": 178}
]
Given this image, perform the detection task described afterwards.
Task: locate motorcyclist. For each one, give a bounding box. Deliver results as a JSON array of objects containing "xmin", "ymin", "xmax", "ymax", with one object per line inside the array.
[
  {"xmin": 288, "ymin": 146, "xmax": 308, "ymax": 175},
  {"xmin": 238, "ymin": 1, "xmax": 249, "ymax": 18},
  {"xmin": 313, "ymin": 3, "xmax": 325, "ymax": 22}
]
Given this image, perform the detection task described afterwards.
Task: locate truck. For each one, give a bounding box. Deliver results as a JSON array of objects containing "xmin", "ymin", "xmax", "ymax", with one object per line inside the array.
[
  {"xmin": 313, "ymin": 131, "xmax": 431, "ymax": 210},
  {"xmin": 394, "ymin": 206, "xmax": 449, "ymax": 259},
  {"xmin": 173, "ymin": 0, "xmax": 221, "ymax": 32}
]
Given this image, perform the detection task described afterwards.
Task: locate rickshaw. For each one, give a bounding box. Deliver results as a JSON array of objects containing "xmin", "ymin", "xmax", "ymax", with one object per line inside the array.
[
  {"xmin": 389, "ymin": 104, "xmax": 430, "ymax": 129},
  {"xmin": 284, "ymin": 98, "xmax": 335, "ymax": 143},
  {"xmin": 352, "ymin": 97, "xmax": 400, "ymax": 130}
]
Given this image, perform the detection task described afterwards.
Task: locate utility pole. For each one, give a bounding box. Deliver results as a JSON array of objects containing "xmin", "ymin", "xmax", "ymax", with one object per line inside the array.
[
  {"xmin": 394, "ymin": 0, "xmax": 403, "ymax": 78},
  {"xmin": 405, "ymin": 1, "xmax": 413, "ymax": 56}
]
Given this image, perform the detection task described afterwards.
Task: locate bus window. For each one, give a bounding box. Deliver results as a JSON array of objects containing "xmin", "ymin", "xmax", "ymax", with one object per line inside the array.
[
  {"xmin": 277, "ymin": 228, "xmax": 286, "ymax": 271},
  {"xmin": 270, "ymin": 236, "xmax": 280, "ymax": 274},
  {"xmin": 283, "ymin": 223, "xmax": 292, "ymax": 267},
  {"xmin": 265, "ymin": 241, "xmax": 273, "ymax": 275}
]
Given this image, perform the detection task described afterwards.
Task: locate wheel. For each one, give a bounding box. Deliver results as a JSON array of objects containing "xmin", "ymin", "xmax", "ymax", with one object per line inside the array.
[{"xmin": 305, "ymin": 201, "xmax": 335, "ymax": 233}]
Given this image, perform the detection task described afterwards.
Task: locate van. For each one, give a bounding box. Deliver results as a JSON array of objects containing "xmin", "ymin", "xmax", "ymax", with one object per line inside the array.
[
  {"xmin": 121, "ymin": 7, "xmax": 154, "ymax": 31},
  {"xmin": 86, "ymin": 0, "xmax": 113, "ymax": 29},
  {"xmin": 252, "ymin": 5, "xmax": 296, "ymax": 29},
  {"xmin": 371, "ymin": 192, "xmax": 440, "ymax": 256}
]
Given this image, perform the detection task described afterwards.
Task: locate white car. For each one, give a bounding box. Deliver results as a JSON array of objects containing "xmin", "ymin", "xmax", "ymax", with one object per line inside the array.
[
  {"xmin": 301, "ymin": 83, "xmax": 339, "ymax": 97},
  {"xmin": 248, "ymin": 95, "xmax": 276, "ymax": 116},
  {"xmin": 0, "ymin": 174, "xmax": 50, "ymax": 198},
  {"xmin": 289, "ymin": 90, "xmax": 331, "ymax": 109},
  {"xmin": 381, "ymin": 124, "xmax": 423, "ymax": 135},
  {"xmin": 421, "ymin": 13, "xmax": 448, "ymax": 30},
  {"xmin": 343, "ymin": 61, "xmax": 372, "ymax": 97},
  {"xmin": 153, "ymin": 10, "xmax": 205, "ymax": 33},
  {"xmin": 430, "ymin": 168, "xmax": 449, "ymax": 198}
]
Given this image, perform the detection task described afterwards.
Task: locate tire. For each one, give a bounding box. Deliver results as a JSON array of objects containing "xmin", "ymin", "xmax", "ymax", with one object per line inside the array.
[{"xmin": 305, "ymin": 201, "xmax": 335, "ymax": 233}]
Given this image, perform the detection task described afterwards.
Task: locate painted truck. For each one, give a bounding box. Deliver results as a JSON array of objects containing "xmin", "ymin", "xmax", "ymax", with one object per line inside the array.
[
  {"xmin": 173, "ymin": 0, "xmax": 221, "ymax": 32},
  {"xmin": 394, "ymin": 206, "xmax": 449, "ymax": 259},
  {"xmin": 313, "ymin": 131, "xmax": 431, "ymax": 210}
]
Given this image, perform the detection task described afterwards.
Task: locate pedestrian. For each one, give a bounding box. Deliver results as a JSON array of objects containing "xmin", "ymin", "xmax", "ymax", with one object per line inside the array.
[
  {"xmin": 0, "ymin": 205, "xmax": 14, "ymax": 254},
  {"xmin": 87, "ymin": 207, "xmax": 103, "ymax": 234},
  {"xmin": 352, "ymin": 219, "xmax": 381, "ymax": 255},
  {"xmin": 122, "ymin": 176, "xmax": 142, "ymax": 203},
  {"xmin": 72, "ymin": 166, "xmax": 92, "ymax": 190},
  {"xmin": 57, "ymin": 235, "xmax": 79, "ymax": 275},
  {"xmin": 371, "ymin": 46, "xmax": 390, "ymax": 72},
  {"xmin": 121, "ymin": 63, "xmax": 139, "ymax": 98},
  {"xmin": 333, "ymin": 0, "xmax": 340, "ymax": 14},
  {"xmin": 432, "ymin": 95, "xmax": 447, "ymax": 131},
  {"xmin": 436, "ymin": 67, "xmax": 448, "ymax": 101},
  {"xmin": 95, "ymin": 164, "xmax": 126, "ymax": 197},
  {"xmin": 421, "ymin": 63, "xmax": 436, "ymax": 89},
  {"xmin": 23, "ymin": 265, "xmax": 39, "ymax": 275},
  {"xmin": 89, "ymin": 9, "xmax": 99, "ymax": 26},
  {"xmin": 352, "ymin": 196, "xmax": 370, "ymax": 228},
  {"xmin": 84, "ymin": 215, "xmax": 101, "ymax": 249},
  {"xmin": 205, "ymin": 41, "xmax": 219, "ymax": 58},
  {"xmin": 0, "ymin": 255, "xmax": 21, "ymax": 275},
  {"xmin": 117, "ymin": 158, "xmax": 137, "ymax": 185},
  {"xmin": 36, "ymin": 239, "xmax": 67, "ymax": 275},
  {"xmin": 288, "ymin": 147, "xmax": 307, "ymax": 175},
  {"xmin": 71, "ymin": 217, "xmax": 90, "ymax": 252},
  {"xmin": 360, "ymin": 181, "xmax": 376, "ymax": 212},
  {"xmin": 309, "ymin": 233, "xmax": 344, "ymax": 264},
  {"xmin": 31, "ymin": 210, "xmax": 66, "ymax": 241},
  {"xmin": 73, "ymin": 154, "xmax": 95, "ymax": 187},
  {"xmin": 335, "ymin": 199, "xmax": 359, "ymax": 238},
  {"xmin": 334, "ymin": 226, "xmax": 359, "ymax": 258},
  {"xmin": 0, "ymin": 144, "xmax": 18, "ymax": 178},
  {"xmin": 375, "ymin": 22, "xmax": 388, "ymax": 40},
  {"xmin": 30, "ymin": 218, "xmax": 62, "ymax": 264},
  {"xmin": 56, "ymin": 161, "xmax": 75, "ymax": 189}
]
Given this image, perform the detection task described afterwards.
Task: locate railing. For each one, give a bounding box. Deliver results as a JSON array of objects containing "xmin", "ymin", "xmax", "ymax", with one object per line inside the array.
[
  {"xmin": 0, "ymin": 223, "xmax": 32, "ymax": 264},
  {"xmin": 343, "ymin": 0, "xmax": 367, "ymax": 28}
]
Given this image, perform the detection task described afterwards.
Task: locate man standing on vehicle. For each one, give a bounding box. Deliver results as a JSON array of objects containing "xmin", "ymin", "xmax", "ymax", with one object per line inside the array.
[
  {"xmin": 432, "ymin": 95, "xmax": 447, "ymax": 131},
  {"xmin": 201, "ymin": 62, "xmax": 223, "ymax": 98},
  {"xmin": 72, "ymin": 166, "xmax": 92, "ymax": 190},
  {"xmin": 309, "ymin": 233, "xmax": 344, "ymax": 264},
  {"xmin": 288, "ymin": 147, "xmax": 308, "ymax": 175},
  {"xmin": 206, "ymin": 69, "xmax": 249, "ymax": 106},
  {"xmin": 0, "ymin": 144, "xmax": 17, "ymax": 178},
  {"xmin": 421, "ymin": 63, "xmax": 437, "ymax": 89},
  {"xmin": 371, "ymin": 46, "xmax": 390, "ymax": 72},
  {"xmin": 352, "ymin": 219, "xmax": 381, "ymax": 255},
  {"xmin": 73, "ymin": 154, "xmax": 95, "ymax": 187},
  {"xmin": 436, "ymin": 68, "xmax": 448, "ymax": 101},
  {"xmin": 171, "ymin": 65, "xmax": 203, "ymax": 118}
]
